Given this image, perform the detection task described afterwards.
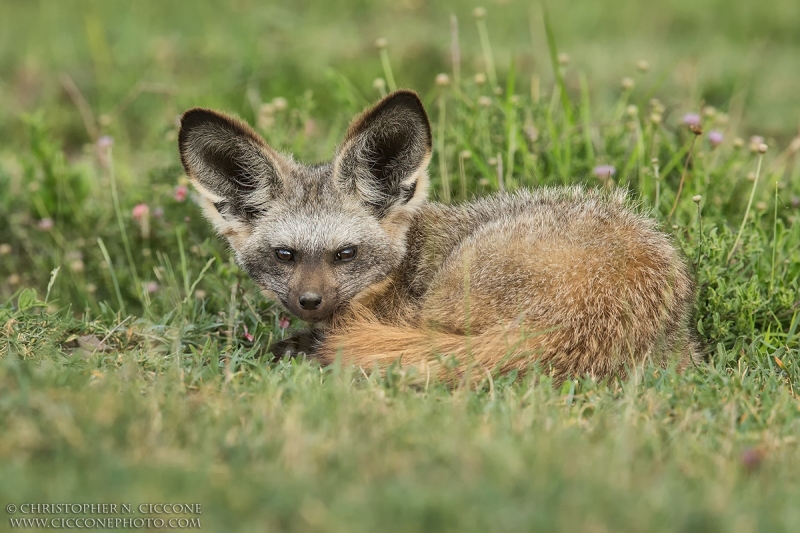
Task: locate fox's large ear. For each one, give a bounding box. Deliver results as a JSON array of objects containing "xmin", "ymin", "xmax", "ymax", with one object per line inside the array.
[
  {"xmin": 334, "ymin": 90, "xmax": 432, "ymax": 218},
  {"xmin": 178, "ymin": 108, "xmax": 284, "ymax": 237}
]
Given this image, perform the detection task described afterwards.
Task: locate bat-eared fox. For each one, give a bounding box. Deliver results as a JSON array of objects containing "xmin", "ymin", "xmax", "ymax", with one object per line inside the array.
[{"xmin": 178, "ymin": 90, "xmax": 698, "ymax": 384}]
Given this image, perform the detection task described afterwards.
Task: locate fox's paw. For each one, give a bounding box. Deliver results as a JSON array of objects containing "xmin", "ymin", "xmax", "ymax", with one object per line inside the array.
[{"xmin": 268, "ymin": 330, "xmax": 324, "ymax": 360}]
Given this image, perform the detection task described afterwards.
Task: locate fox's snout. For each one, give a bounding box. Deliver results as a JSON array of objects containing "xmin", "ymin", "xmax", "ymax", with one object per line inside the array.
[
  {"xmin": 285, "ymin": 288, "xmax": 334, "ymax": 322},
  {"xmin": 290, "ymin": 290, "xmax": 332, "ymax": 322},
  {"xmin": 299, "ymin": 292, "xmax": 323, "ymax": 310}
]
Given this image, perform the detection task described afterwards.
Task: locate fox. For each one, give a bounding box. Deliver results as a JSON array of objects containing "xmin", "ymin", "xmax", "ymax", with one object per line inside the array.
[{"xmin": 178, "ymin": 90, "xmax": 699, "ymax": 385}]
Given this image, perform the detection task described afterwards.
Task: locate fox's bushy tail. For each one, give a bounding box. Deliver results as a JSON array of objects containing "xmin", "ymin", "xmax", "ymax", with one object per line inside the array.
[{"xmin": 318, "ymin": 310, "xmax": 627, "ymax": 386}]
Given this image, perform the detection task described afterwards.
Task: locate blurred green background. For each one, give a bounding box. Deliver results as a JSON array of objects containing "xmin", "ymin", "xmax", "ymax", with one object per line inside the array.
[{"xmin": 2, "ymin": 0, "xmax": 799, "ymax": 158}]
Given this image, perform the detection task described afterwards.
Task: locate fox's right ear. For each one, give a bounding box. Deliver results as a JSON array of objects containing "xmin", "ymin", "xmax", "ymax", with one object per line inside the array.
[
  {"xmin": 334, "ymin": 90, "xmax": 433, "ymax": 219},
  {"xmin": 178, "ymin": 108, "xmax": 284, "ymax": 237}
]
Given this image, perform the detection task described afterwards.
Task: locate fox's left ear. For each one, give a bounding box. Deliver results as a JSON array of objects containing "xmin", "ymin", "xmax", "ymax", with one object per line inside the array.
[
  {"xmin": 178, "ymin": 108, "xmax": 286, "ymax": 240},
  {"xmin": 335, "ymin": 90, "xmax": 432, "ymax": 217}
]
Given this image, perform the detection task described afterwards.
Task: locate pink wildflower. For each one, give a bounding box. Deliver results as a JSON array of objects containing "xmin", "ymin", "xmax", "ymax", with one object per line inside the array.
[
  {"xmin": 243, "ymin": 324, "xmax": 254, "ymax": 342},
  {"xmin": 132, "ymin": 203, "xmax": 149, "ymax": 221},
  {"xmin": 145, "ymin": 281, "xmax": 159, "ymax": 294},
  {"xmin": 279, "ymin": 316, "xmax": 291, "ymax": 329},
  {"xmin": 96, "ymin": 135, "xmax": 114, "ymax": 149},
  {"xmin": 681, "ymin": 113, "xmax": 701, "ymax": 127},
  {"xmin": 708, "ymin": 131, "xmax": 723, "ymax": 147},
  {"xmin": 38, "ymin": 218, "xmax": 54, "ymax": 230},
  {"xmin": 592, "ymin": 165, "xmax": 616, "ymax": 179},
  {"xmin": 740, "ymin": 448, "xmax": 764, "ymax": 473},
  {"xmin": 95, "ymin": 136, "xmax": 114, "ymax": 167},
  {"xmin": 174, "ymin": 184, "xmax": 189, "ymax": 202}
]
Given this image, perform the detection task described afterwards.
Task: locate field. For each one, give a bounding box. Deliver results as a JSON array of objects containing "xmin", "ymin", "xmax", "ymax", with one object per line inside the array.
[{"xmin": 1, "ymin": 0, "xmax": 800, "ymax": 531}]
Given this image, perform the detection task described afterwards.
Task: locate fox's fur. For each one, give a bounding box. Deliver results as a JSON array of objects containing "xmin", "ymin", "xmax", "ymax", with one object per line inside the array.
[{"xmin": 178, "ymin": 90, "xmax": 699, "ymax": 385}]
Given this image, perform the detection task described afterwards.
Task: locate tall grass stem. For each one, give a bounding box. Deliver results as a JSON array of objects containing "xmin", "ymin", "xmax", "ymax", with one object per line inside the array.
[
  {"xmin": 437, "ymin": 91, "xmax": 451, "ymax": 202},
  {"xmin": 379, "ymin": 49, "xmax": 397, "ymax": 92},
  {"xmin": 728, "ymin": 153, "xmax": 765, "ymax": 262},
  {"xmin": 770, "ymin": 181, "xmax": 779, "ymax": 293},
  {"xmin": 107, "ymin": 147, "xmax": 143, "ymax": 301},
  {"xmin": 476, "ymin": 18, "xmax": 497, "ymax": 88},
  {"xmin": 667, "ymin": 135, "xmax": 699, "ymax": 221},
  {"xmin": 97, "ymin": 237, "xmax": 126, "ymax": 314},
  {"xmin": 450, "ymin": 15, "xmax": 461, "ymax": 88}
]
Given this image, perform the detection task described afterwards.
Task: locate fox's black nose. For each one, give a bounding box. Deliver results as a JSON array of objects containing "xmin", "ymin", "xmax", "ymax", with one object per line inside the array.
[{"xmin": 299, "ymin": 292, "xmax": 323, "ymax": 310}]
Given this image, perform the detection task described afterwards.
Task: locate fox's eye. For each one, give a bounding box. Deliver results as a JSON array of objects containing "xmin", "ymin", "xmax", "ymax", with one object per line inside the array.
[
  {"xmin": 335, "ymin": 246, "xmax": 357, "ymax": 262},
  {"xmin": 274, "ymin": 248, "xmax": 295, "ymax": 262}
]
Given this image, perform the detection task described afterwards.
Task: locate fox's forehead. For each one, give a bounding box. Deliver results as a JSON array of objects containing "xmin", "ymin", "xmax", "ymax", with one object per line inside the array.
[
  {"xmin": 278, "ymin": 162, "xmax": 336, "ymax": 202},
  {"xmin": 249, "ymin": 162, "xmax": 374, "ymax": 252},
  {"xmin": 252, "ymin": 206, "xmax": 373, "ymax": 252}
]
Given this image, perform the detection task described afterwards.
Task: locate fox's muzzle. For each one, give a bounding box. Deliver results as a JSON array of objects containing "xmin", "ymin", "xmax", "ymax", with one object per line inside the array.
[{"xmin": 299, "ymin": 292, "xmax": 323, "ymax": 310}]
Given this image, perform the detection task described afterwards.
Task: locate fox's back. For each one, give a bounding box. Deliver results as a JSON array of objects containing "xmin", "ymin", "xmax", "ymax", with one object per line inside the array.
[{"xmin": 398, "ymin": 186, "xmax": 697, "ymax": 376}]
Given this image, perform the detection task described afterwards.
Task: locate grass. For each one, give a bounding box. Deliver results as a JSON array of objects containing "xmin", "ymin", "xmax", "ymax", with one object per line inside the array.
[{"xmin": 1, "ymin": 1, "xmax": 800, "ymax": 531}]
